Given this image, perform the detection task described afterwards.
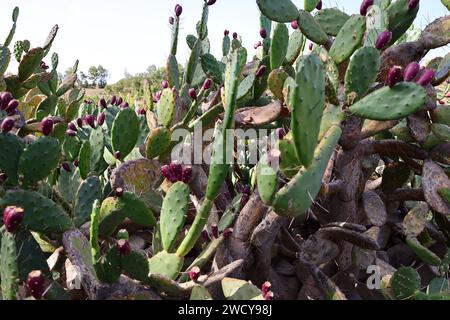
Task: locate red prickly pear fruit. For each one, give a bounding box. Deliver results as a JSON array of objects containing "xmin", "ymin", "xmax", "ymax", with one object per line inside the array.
[
  {"xmin": 115, "ymin": 151, "xmax": 121, "ymax": 160},
  {"xmin": 76, "ymin": 117, "xmax": 83, "ymax": 128},
  {"xmin": 309, "ymin": 43, "xmax": 314, "ymax": 50},
  {"xmin": 211, "ymin": 224, "xmax": 219, "ymax": 238},
  {"xmin": 181, "ymin": 166, "xmax": 192, "ymax": 183},
  {"xmin": 138, "ymin": 108, "xmax": 146, "ymax": 115},
  {"xmin": 84, "ymin": 114, "xmax": 95, "ymax": 128},
  {"xmin": 3, "ymin": 206, "xmax": 25, "ymax": 232},
  {"xmin": 260, "ymin": 28, "xmax": 267, "ymax": 39},
  {"xmin": 68, "ymin": 122, "xmax": 78, "ymax": 132},
  {"xmin": 109, "ymin": 95, "xmax": 117, "ymax": 105},
  {"xmin": 73, "ymin": 158, "xmax": 79, "ymax": 167},
  {"xmin": 386, "ymin": 66, "xmax": 403, "ymax": 88},
  {"xmin": 5, "ymin": 99, "xmax": 19, "ymax": 114},
  {"xmin": 162, "ymin": 80, "xmax": 169, "ymax": 89},
  {"xmin": 189, "ymin": 88, "xmax": 197, "ymax": 100},
  {"xmin": 408, "ymin": 0, "xmax": 419, "ymax": 11},
  {"xmin": 175, "ymin": 4, "xmax": 183, "ymax": 16},
  {"xmin": 375, "ymin": 30, "xmax": 392, "ymax": 50},
  {"xmin": 291, "ymin": 20, "xmax": 299, "ymax": 29},
  {"xmin": 40, "ymin": 117, "xmax": 54, "ymax": 136},
  {"xmin": 115, "ymin": 187, "xmax": 124, "ymax": 198},
  {"xmin": 61, "ymin": 162, "xmax": 72, "ymax": 172},
  {"xmin": 360, "ymin": 0, "xmax": 374, "ymax": 16},
  {"xmin": 403, "ymin": 62, "xmax": 420, "ymax": 81},
  {"xmin": 121, "ymin": 102, "xmax": 129, "ymax": 109},
  {"xmin": 161, "ymin": 164, "xmax": 172, "ymax": 179},
  {"xmin": 203, "ymin": 78, "xmax": 212, "ymax": 91},
  {"xmin": 201, "ymin": 229, "xmax": 211, "ymax": 242},
  {"xmin": 261, "ymin": 281, "xmax": 272, "ymax": 296},
  {"xmin": 255, "ymin": 65, "xmax": 266, "ymax": 78},
  {"xmin": 232, "ymin": 32, "xmax": 238, "ymax": 39},
  {"xmin": 254, "ymin": 41, "xmax": 262, "ymax": 49},
  {"xmin": 27, "ymin": 270, "xmax": 46, "ymax": 300},
  {"xmin": 189, "ymin": 266, "xmax": 201, "ymax": 282},
  {"xmin": 316, "ymin": 0, "xmax": 323, "ymax": 10},
  {"xmin": 224, "ymin": 29, "xmax": 229, "ymax": 36},
  {"xmin": 416, "ymin": 69, "xmax": 435, "ymax": 86},
  {"xmin": 116, "ymin": 97, "xmax": 123, "ymax": 106},
  {"xmin": 116, "ymin": 239, "xmax": 131, "ymax": 256},
  {"xmin": 0, "ymin": 92, "xmax": 13, "ymax": 110},
  {"xmin": 98, "ymin": 98, "xmax": 107, "ymax": 109},
  {"xmin": 170, "ymin": 161, "xmax": 183, "ymax": 181},
  {"xmin": 169, "ymin": 16, "xmax": 175, "ymax": 25},
  {"xmin": 439, "ymin": 100, "xmax": 445, "ymax": 105},
  {"xmin": 97, "ymin": 112, "xmax": 106, "ymax": 126},
  {"xmin": 223, "ymin": 228, "xmax": 233, "ymax": 238},
  {"xmin": 264, "ymin": 291, "xmax": 274, "ymax": 300},
  {"xmin": 207, "ymin": 0, "xmax": 217, "ymax": 5},
  {"xmin": 1, "ymin": 117, "xmax": 15, "ymax": 133},
  {"xmin": 66, "ymin": 129, "xmax": 77, "ymax": 137}
]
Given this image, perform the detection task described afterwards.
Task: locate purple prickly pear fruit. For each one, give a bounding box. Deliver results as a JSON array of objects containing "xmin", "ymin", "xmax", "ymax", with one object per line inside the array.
[
  {"xmin": 201, "ymin": 229, "xmax": 211, "ymax": 242},
  {"xmin": 27, "ymin": 270, "xmax": 46, "ymax": 300},
  {"xmin": 375, "ymin": 30, "xmax": 392, "ymax": 50},
  {"xmin": 138, "ymin": 108, "xmax": 146, "ymax": 115},
  {"xmin": 40, "ymin": 117, "xmax": 54, "ymax": 136},
  {"xmin": 116, "ymin": 97, "xmax": 123, "ymax": 106},
  {"xmin": 76, "ymin": 117, "xmax": 83, "ymax": 128},
  {"xmin": 68, "ymin": 122, "xmax": 78, "ymax": 132},
  {"xmin": 189, "ymin": 88, "xmax": 197, "ymax": 100},
  {"xmin": 116, "ymin": 239, "xmax": 131, "ymax": 256},
  {"xmin": 121, "ymin": 102, "xmax": 129, "ymax": 109},
  {"xmin": 155, "ymin": 91, "xmax": 162, "ymax": 102},
  {"xmin": 232, "ymin": 32, "xmax": 238, "ymax": 39},
  {"xmin": 207, "ymin": 0, "xmax": 216, "ymax": 5},
  {"xmin": 1, "ymin": 117, "xmax": 15, "ymax": 133},
  {"xmin": 73, "ymin": 158, "xmax": 79, "ymax": 167},
  {"xmin": 387, "ymin": 66, "xmax": 403, "ymax": 88},
  {"xmin": 203, "ymin": 78, "xmax": 212, "ymax": 91},
  {"xmin": 403, "ymin": 62, "xmax": 420, "ymax": 81},
  {"xmin": 309, "ymin": 43, "xmax": 314, "ymax": 50},
  {"xmin": 223, "ymin": 228, "xmax": 233, "ymax": 238},
  {"xmin": 115, "ymin": 151, "xmax": 121, "ymax": 160},
  {"xmin": 211, "ymin": 224, "xmax": 219, "ymax": 238},
  {"xmin": 360, "ymin": 0, "xmax": 374, "ymax": 16},
  {"xmin": 162, "ymin": 80, "xmax": 169, "ymax": 89},
  {"xmin": 98, "ymin": 98, "xmax": 107, "ymax": 109},
  {"xmin": 169, "ymin": 16, "xmax": 175, "ymax": 25},
  {"xmin": 255, "ymin": 65, "xmax": 266, "ymax": 78},
  {"xmin": 97, "ymin": 112, "xmax": 106, "ymax": 126},
  {"xmin": 115, "ymin": 187, "xmax": 124, "ymax": 198},
  {"xmin": 260, "ymin": 28, "xmax": 267, "ymax": 39},
  {"xmin": 181, "ymin": 166, "xmax": 192, "ymax": 183},
  {"xmin": 189, "ymin": 266, "xmax": 201, "ymax": 282},
  {"xmin": 66, "ymin": 129, "xmax": 77, "ymax": 137},
  {"xmin": 416, "ymin": 69, "xmax": 435, "ymax": 86},
  {"xmin": 109, "ymin": 95, "xmax": 117, "ymax": 105},
  {"xmin": 261, "ymin": 281, "xmax": 272, "ymax": 296},
  {"xmin": 276, "ymin": 127, "xmax": 286, "ymax": 140},
  {"xmin": 224, "ymin": 29, "xmax": 229, "ymax": 36},
  {"xmin": 175, "ymin": 4, "xmax": 183, "ymax": 17},
  {"xmin": 5, "ymin": 99, "xmax": 19, "ymax": 114},
  {"xmin": 61, "ymin": 162, "xmax": 71, "ymax": 172},
  {"xmin": 85, "ymin": 114, "xmax": 96, "ymax": 128},
  {"xmin": 408, "ymin": 0, "xmax": 419, "ymax": 11},
  {"xmin": 3, "ymin": 206, "xmax": 25, "ymax": 232},
  {"xmin": 0, "ymin": 92, "xmax": 13, "ymax": 110},
  {"xmin": 316, "ymin": 0, "xmax": 323, "ymax": 10},
  {"xmin": 40, "ymin": 61, "xmax": 49, "ymax": 70},
  {"xmin": 264, "ymin": 291, "xmax": 274, "ymax": 300},
  {"xmin": 291, "ymin": 20, "xmax": 299, "ymax": 29},
  {"xmin": 161, "ymin": 164, "xmax": 172, "ymax": 179},
  {"xmin": 170, "ymin": 161, "xmax": 183, "ymax": 181}
]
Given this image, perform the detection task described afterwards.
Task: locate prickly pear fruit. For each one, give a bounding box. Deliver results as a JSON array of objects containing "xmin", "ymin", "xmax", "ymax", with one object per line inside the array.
[
  {"xmin": 116, "ymin": 239, "xmax": 131, "ymax": 256},
  {"xmin": 3, "ymin": 206, "xmax": 25, "ymax": 232},
  {"xmin": 416, "ymin": 69, "xmax": 435, "ymax": 86},
  {"xmin": 360, "ymin": 0, "xmax": 374, "ymax": 16},
  {"xmin": 375, "ymin": 31, "xmax": 392, "ymax": 50},
  {"xmin": 1, "ymin": 117, "xmax": 15, "ymax": 133},
  {"xmin": 40, "ymin": 117, "xmax": 54, "ymax": 136},
  {"xmin": 404, "ymin": 62, "xmax": 420, "ymax": 81},
  {"xmin": 27, "ymin": 270, "xmax": 46, "ymax": 300},
  {"xmin": 387, "ymin": 67, "xmax": 404, "ymax": 87},
  {"xmin": 189, "ymin": 266, "xmax": 201, "ymax": 282}
]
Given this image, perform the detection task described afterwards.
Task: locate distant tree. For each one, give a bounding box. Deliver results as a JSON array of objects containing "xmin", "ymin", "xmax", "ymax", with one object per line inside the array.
[{"xmin": 87, "ymin": 65, "xmax": 109, "ymax": 88}]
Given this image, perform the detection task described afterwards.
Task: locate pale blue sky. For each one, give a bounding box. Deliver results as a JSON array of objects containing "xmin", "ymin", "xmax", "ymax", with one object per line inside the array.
[{"xmin": 1, "ymin": 0, "xmax": 448, "ymax": 83}]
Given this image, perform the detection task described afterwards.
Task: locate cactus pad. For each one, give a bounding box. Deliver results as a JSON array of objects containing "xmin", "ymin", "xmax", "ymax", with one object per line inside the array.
[
  {"xmin": 145, "ymin": 127, "xmax": 171, "ymax": 159},
  {"xmin": 256, "ymin": 0, "xmax": 299, "ymax": 23},
  {"xmin": 148, "ymin": 250, "xmax": 183, "ymax": 280},
  {"xmin": 112, "ymin": 108, "xmax": 140, "ymax": 159},
  {"xmin": 270, "ymin": 23, "xmax": 289, "ymax": 69},
  {"xmin": 314, "ymin": 8, "xmax": 350, "ymax": 37},
  {"xmin": 73, "ymin": 175, "xmax": 102, "ymax": 227},
  {"xmin": 390, "ymin": 267, "xmax": 421, "ymax": 300},
  {"xmin": 0, "ymin": 133, "xmax": 24, "ymax": 186},
  {"xmin": 329, "ymin": 15, "xmax": 366, "ymax": 64},
  {"xmin": 297, "ymin": 10, "xmax": 329, "ymax": 45}
]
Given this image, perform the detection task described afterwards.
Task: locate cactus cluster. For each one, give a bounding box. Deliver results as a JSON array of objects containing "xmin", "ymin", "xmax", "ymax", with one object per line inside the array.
[{"xmin": 0, "ymin": 0, "xmax": 450, "ymax": 301}]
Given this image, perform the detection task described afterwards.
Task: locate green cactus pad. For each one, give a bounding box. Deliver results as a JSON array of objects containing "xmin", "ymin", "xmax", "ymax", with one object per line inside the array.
[
  {"xmin": 278, "ymin": 138, "xmax": 301, "ymax": 179},
  {"xmin": 145, "ymin": 127, "xmax": 171, "ymax": 159},
  {"xmin": 431, "ymin": 123, "xmax": 450, "ymax": 142},
  {"xmin": 185, "ymin": 40, "xmax": 202, "ymax": 85},
  {"xmin": 319, "ymin": 104, "xmax": 345, "ymax": 142},
  {"xmin": 253, "ymin": 56, "xmax": 271, "ymax": 100},
  {"xmin": 431, "ymin": 104, "xmax": 450, "ymax": 126},
  {"xmin": 256, "ymin": 0, "xmax": 299, "ymax": 23},
  {"xmin": 78, "ymin": 140, "xmax": 91, "ymax": 180},
  {"xmin": 291, "ymin": 53, "xmax": 326, "ymax": 167},
  {"xmin": 0, "ymin": 133, "xmax": 24, "ymax": 186},
  {"xmin": 89, "ymin": 127, "xmax": 105, "ymax": 173},
  {"xmin": 0, "ymin": 46, "xmax": 11, "ymax": 76},
  {"xmin": 73, "ymin": 175, "xmax": 102, "ymax": 227},
  {"xmin": 272, "ymin": 125, "xmax": 342, "ymax": 217},
  {"xmin": 256, "ymin": 155, "xmax": 278, "ymax": 205},
  {"xmin": 344, "ymin": 47, "xmax": 380, "ymax": 103},
  {"xmin": 405, "ymin": 236, "xmax": 442, "ymax": 266},
  {"xmin": 56, "ymin": 74, "xmax": 77, "ymax": 97},
  {"xmin": 314, "ymin": 8, "xmax": 350, "ymax": 37},
  {"xmin": 329, "ymin": 15, "xmax": 366, "ymax": 65},
  {"xmin": 387, "ymin": 0, "xmax": 420, "ymax": 44},
  {"xmin": 160, "ymin": 182, "xmax": 190, "ymax": 252},
  {"xmin": 99, "ymin": 197, "xmax": 126, "ymax": 237},
  {"xmin": 170, "ymin": 16, "xmax": 180, "ymax": 56},
  {"xmin": 191, "ymin": 285, "xmax": 213, "ymax": 300},
  {"xmin": 297, "ymin": 10, "xmax": 329, "ymax": 45},
  {"xmin": 97, "ymin": 246, "xmax": 121, "ymax": 284},
  {"xmin": 439, "ymin": 188, "xmax": 450, "ymax": 203},
  {"xmin": 201, "ymin": 53, "xmax": 225, "ymax": 84},
  {"xmin": 390, "ymin": 267, "xmax": 421, "ymax": 300},
  {"xmin": 304, "ymin": 0, "xmax": 321, "ymax": 12},
  {"xmin": 167, "ymin": 54, "xmax": 180, "ymax": 90},
  {"xmin": 156, "ymin": 88, "xmax": 176, "ymax": 128},
  {"xmin": 222, "ymin": 35, "xmax": 231, "ymax": 57},
  {"xmin": 236, "ymin": 74, "xmax": 256, "ymax": 106},
  {"xmin": 348, "ymin": 82, "xmax": 427, "ymax": 121},
  {"xmin": 112, "ymin": 108, "xmax": 140, "ymax": 159},
  {"xmin": 270, "ymin": 23, "xmax": 289, "ymax": 69},
  {"xmin": 221, "ymin": 277, "xmax": 264, "ymax": 300},
  {"xmin": 118, "ymin": 192, "xmax": 156, "ymax": 228},
  {"xmin": 285, "ymin": 30, "xmax": 305, "ymax": 65},
  {"xmin": 57, "ymin": 164, "xmax": 81, "ymax": 205},
  {"xmin": 18, "ymin": 47, "xmax": 44, "ymax": 81},
  {"xmin": 1, "ymin": 189, "xmax": 73, "ymax": 234},
  {"xmin": 148, "ymin": 250, "xmax": 183, "ymax": 280},
  {"xmin": 18, "ymin": 136, "xmax": 61, "ymax": 186},
  {"xmin": 0, "ymin": 229, "xmax": 19, "ymax": 300},
  {"xmin": 268, "ymin": 68, "xmax": 289, "ymax": 101},
  {"xmin": 121, "ymin": 250, "xmax": 149, "ymax": 282}
]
